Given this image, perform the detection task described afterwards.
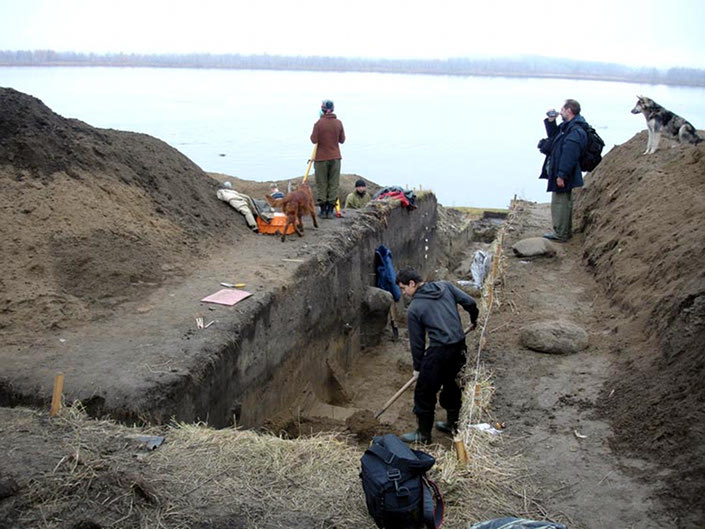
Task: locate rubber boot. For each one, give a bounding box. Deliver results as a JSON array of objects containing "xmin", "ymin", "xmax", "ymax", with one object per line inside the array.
[
  {"xmin": 320, "ymin": 203, "xmax": 327, "ymax": 218},
  {"xmin": 401, "ymin": 415, "xmax": 433, "ymax": 444},
  {"xmin": 435, "ymin": 409, "xmax": 460, "ymax": 434},
  {"xmin": 325, "ymin": 202, "xmax": 334, "ymax": 219}
]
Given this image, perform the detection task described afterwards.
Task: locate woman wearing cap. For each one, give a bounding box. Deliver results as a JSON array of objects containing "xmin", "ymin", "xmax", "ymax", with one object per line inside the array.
[
  {"xmin": 344, "ymin": 179, "xmax": 371, "ymax": 209},
  {"xmin": 310, "ymin": 99, "xmax": 345, "ymax": 219}
]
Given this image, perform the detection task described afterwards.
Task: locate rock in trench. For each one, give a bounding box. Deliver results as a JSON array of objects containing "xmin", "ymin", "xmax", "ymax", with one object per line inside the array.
[
  {"xmin": 520, "ymin": 320, "xmax": 589, "ymax": 354},
  {"xmin": 512, "ymin": 237, "xmax": 557, "ymax": 258}
]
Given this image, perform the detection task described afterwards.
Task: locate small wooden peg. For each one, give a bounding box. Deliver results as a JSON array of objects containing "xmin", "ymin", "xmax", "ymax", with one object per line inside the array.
[
  {"xmin": 454, "ymin": 438, "xmax": 468, "ymax": 464},
  {"xmin": 50, "ymin": 372, "xmax": 64, "ymax": 417}
]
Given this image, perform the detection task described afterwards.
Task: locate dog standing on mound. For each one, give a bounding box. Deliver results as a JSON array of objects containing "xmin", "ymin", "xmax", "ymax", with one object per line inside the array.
[
  {"xmin": 631, "ymin": 95, "xmax": 703, "ymax": 154},
  {"xmin": 265, "ymin": 182, "xmax": 318, "ymax": 242}
]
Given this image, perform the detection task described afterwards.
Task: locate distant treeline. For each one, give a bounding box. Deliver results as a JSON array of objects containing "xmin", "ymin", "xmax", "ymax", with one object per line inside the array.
[{"xmin": 2, "ymin": 50, "xmax": 704, "ymax": 87}]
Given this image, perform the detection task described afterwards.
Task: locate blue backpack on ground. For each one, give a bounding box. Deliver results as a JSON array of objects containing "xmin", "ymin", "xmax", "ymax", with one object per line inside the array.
[{"xmin": 360, "ymin": 434, "xmax": 444, "ymax": 528}]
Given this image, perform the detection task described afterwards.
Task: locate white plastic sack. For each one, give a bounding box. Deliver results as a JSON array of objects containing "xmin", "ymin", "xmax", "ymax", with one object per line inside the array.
[{"xmin": 470, "ymin": 250, "xmax": 493, "ymax": 289}]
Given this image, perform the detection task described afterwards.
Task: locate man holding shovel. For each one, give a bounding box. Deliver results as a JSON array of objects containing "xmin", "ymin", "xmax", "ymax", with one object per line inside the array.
[{"xmin": 396, "ymin": 267, "xmax": 479, "ymax": 444}]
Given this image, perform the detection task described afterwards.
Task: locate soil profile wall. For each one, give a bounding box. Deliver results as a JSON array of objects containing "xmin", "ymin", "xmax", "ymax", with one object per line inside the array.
[{"xmin": 145, "ymin": 195, "xmax": 449, "ymax": 428}]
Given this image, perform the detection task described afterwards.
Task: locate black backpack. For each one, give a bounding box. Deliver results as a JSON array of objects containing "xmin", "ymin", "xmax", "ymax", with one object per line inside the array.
[
  {"xmin": 360, "ymin": 434, "xmax": 444, "ymax": 529},
  {"xmin": 576, "ymin": 121, "xmax": 605, "ymax": 172}
]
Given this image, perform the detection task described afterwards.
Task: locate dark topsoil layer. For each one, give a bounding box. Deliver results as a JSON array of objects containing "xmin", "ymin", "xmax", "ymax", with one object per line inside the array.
[{"xmin": 1, "ymin": 87, "xmax": 704, "ymax": 519}]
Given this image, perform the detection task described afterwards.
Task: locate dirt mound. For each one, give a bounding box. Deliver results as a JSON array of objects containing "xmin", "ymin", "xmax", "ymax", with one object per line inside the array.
[
  {"xmin": 0, "ymin": 88, "xmax": 405, "ymax": 342},
  {"xmin": 345, "ymin": 409, "xmax": 395, "ymax": 442},
  {"xmin": 0, "ymin": 88, "xmax": 252, "ymax": 336},
  {"xmin": 575, "ymin": 131, "xmax": 705, "ymax": 522}
]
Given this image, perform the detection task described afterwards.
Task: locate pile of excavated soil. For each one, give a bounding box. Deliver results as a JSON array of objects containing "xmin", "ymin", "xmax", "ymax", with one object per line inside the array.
[
  {"xmin": 0, "ymin": 87, "xmax": 247, "ymax": 336},
  {"xmin": 575, "ymin": 131, "xmax": 705, "ymax": 521},
  {"xmin": 0, "ymin": 87, "xmax": 375, "ymax": 340}
]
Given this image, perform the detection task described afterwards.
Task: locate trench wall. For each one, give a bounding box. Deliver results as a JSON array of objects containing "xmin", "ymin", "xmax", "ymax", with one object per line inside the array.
[
  {"xmin": 149, "ymin": 194, "xmax": 452, "ymax": 428},
  {"xmin": 0, "ymin": 194, "xmax": 476, "ymax": 427}
]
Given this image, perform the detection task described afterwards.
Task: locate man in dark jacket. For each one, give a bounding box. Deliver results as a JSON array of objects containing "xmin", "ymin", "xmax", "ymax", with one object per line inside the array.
[
  {"xmin": 311, "ymin": 99, "xmax": 345, "ymax": 219},
  {"xmin": 396, "ymin": 267, "xmax": 479, "ymax": 443},
  {"xmin": 542, "ymin": 99, "xmax": 587, "ymax": 242}
]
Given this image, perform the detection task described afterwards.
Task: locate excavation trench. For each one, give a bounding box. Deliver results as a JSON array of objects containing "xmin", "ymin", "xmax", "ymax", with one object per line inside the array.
[
  {"xmin": 195, "ymin": 195, "xmax": 481, "ymax": 432},
  {"xmin": 0, "ymin": 196, "xmax": 490, "ymax": 436}
]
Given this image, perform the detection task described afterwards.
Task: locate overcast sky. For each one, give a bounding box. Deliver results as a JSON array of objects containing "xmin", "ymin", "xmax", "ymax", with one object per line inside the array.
[{"xmin": 1, "ymin": 0, "xmax": 704, "ymax": 69}]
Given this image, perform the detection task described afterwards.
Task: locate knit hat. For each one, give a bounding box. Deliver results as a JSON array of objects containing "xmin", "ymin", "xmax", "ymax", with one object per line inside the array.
[
  {"xmin": 321, "ymin": 99, "xmax": 335, "ymax": 113},
  {"xmin": 355, "ymin": 179, "xmax": 366, "ymax": 187}
]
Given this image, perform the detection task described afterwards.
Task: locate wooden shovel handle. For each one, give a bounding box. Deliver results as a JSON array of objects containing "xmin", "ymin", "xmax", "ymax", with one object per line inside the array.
[
  {"xmin": 375, "ymin": 376, "xmax": 416, "ymax": 419},
  {"xmin": 374, "ymin": 323, "xmax": 473, "ymax": 420},
  {"xmin": 303, "ymin": 144, "xmax": 318, "ymax": 183}
]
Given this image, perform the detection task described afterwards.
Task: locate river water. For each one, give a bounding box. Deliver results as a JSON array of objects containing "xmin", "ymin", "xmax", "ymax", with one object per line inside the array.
[{"xmin": 3, "ymin": 66, "xmax": 704, "ymax": 207}]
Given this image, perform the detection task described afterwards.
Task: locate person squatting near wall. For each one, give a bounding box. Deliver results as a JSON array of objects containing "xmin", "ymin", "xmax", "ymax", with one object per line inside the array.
[
  {"xmin": 269, "ymin": 183, "xmax": 285, "ymax": 199},
  {"xmin": 345, "ymin": 179, "xmax": 372, "ymax": 209},
  {"xmin": 311, "ymin": 99, "xmax": 345, "ymax": 219},
  {"xmin": 396, "ymin": 267, "xmax": 479, "ymax": 444}
]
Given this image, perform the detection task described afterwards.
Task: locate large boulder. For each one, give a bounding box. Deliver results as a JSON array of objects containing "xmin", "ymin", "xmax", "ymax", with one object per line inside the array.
[
  {"xmin": 361, "ymin": 287, "xmax": 393, "ymax": 347},
  {"xmin": 519, "ymin": 320, "xmax": 589, "ymax": 354},
  {"xmin": 512, "ymin": 237, "xmax": 557, "ymax": 258}
]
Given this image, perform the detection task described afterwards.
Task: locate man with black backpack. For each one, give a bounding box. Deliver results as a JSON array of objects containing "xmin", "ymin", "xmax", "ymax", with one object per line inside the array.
[{"xmin": 540, "ymin": 99, "xmax": 588, "ymax": 243}]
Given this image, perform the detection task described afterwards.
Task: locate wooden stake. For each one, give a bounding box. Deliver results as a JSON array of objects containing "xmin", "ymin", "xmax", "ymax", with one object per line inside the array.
[
  {"xmin": 454, "ymin": 438, "xmax": 468, "ymax": 464},
  {"xmin": 50, "ymin": 372, "xmax": 64, "ymax": 417}
]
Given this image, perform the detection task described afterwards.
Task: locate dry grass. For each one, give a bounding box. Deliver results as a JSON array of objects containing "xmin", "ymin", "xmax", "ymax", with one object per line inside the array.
[
  {"xmin": 451, "ymin": 206, "xmax": 509, "ymax": 218},
  {"xmin": 3, "ymin": 399, "xmax": 536, "ymax": 529}
]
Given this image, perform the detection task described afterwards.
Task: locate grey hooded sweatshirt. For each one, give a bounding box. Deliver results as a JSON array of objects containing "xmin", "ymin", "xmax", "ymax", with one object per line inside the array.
[{"xmin": 407, "ymin": 281, "xmax": 479, "ymax": 370}]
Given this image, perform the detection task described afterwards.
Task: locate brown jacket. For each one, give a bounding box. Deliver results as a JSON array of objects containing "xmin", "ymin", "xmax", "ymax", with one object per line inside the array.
[{"xmin": 311, "ymin": 113, "xmax": 345, "ymax": 161}]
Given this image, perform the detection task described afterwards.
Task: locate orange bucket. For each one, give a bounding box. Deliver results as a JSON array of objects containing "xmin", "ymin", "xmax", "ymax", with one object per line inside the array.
[{"xmin": 256, "ymin": 213, "xmax": 296, "ymax": 235}]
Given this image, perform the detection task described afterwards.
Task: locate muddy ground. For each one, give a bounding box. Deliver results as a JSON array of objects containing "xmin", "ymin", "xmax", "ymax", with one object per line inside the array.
[{"xmin": 1, "ymin": 87, "xmax": 704, "ymax": 528}]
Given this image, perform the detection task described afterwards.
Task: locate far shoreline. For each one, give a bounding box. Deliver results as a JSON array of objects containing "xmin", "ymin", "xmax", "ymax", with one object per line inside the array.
[
  {"xmin": 1, "ymin": 63, "xmax": 702, "ymax": 88},
  {"xmin": 2, "ymin": 50, "xmax": 703, "ymax": 88}
]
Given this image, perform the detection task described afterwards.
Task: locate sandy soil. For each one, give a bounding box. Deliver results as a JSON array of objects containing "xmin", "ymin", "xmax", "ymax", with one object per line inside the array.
[
  {"xmin": 1, "ymin": 86, "xmax": 704, "ymax": 528},
  {"xmin": 0, "ymin": 87, "xmax": 373, "ymax": 343},
  {"xmin": 487, "ymin": 203, "xmax": 669, "ymax": 527}
]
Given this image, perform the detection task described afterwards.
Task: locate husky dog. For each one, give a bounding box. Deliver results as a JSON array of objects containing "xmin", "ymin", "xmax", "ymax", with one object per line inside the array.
[{"xmin": 631, "ymin": 95, "xmax": 702, "ymax": 154}]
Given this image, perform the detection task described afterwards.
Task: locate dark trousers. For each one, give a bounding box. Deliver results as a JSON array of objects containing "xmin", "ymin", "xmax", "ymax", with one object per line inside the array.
[{"xmin": 413, "ymin": 340, "xmax": 467, "ymax": 419}]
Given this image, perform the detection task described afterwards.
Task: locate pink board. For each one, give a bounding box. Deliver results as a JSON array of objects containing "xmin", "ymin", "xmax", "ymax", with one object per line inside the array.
[{"xmin": 200, "ymin": 288, "xmax": 252, "ymax": 306}]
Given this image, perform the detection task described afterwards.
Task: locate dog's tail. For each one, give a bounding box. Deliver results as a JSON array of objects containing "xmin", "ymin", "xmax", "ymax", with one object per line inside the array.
[
  {"xmin": 265, "ymin": 195, "xmax": 284, "ymax": 208},
  {"xmin": 685, "ymin": 124, "xmax": 704, "ymax": 144}
]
